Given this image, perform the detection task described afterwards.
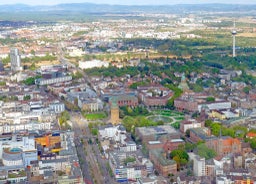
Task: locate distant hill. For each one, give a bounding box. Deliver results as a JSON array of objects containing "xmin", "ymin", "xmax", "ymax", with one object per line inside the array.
[
  {"xmin": 0, "ymin": 3, "xmax": 256, "ymax": 14},
  {"xmin": 0, "ymin": 3, "xmax": 256, "ymax": 22},
  {"xmin": 0, "ymin": 4, "xmax": 31, "ymax": 11}
]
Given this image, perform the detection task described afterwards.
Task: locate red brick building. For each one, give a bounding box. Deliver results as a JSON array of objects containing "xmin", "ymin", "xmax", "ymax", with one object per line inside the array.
[
  {"xmin": 146, "ymin": 141, "xmax": 164, "ymax": 151},
  {"xmin": 206, "ymin": 137, "xmax": 241, "ymax": 157},
  {"xmin": 174, "ymin": 98, "xmax": 198, "ymax": 112},
  {"xmin": 138, "ymin": 84, "xmax": 173, "ymax": 107},
  {"xmin": 163, "ymin": 139, "xmax": 185, "ymax": 154},
  {"xmin": 116, "ymin": 95, "xmax": 138, "ymax": 107},
  {"xmin": 149, "ymin": 149, "xmax": 177, "ymax": 177}
]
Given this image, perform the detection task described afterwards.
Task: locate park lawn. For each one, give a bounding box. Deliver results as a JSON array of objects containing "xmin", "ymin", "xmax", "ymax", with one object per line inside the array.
[
  {"xmin": 84, "ymin": 112, "xmax": 107, "ymax": 120},
  {"xmin": 160, "ymin": 112, "xmax": 172, "ymax": 116},
  {"xmin": 175, "ymin": 116, "xmax": 185, "ymax": 121},
  {"xmin": 170, "ymin": 112, "xmax": 184, "ymax": 116}
]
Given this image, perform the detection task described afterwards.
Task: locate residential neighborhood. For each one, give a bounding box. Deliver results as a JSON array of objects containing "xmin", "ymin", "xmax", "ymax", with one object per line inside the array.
[{"xmin": 1, "ymin": 2, "xmax": 256, "ymax": 184}]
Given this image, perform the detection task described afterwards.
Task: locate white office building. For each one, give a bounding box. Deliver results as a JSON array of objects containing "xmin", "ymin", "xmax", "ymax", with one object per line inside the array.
[
  {"xmin": 35, "ymin": 76, "xmax": 72, "ymax": 86},
  {"xmin": 79, "ymin": 60, "xmax": 109, "ymax": 69},
  {"xmin": 193, "ymin": 155, "xmax": 206, "ymax": 177}
]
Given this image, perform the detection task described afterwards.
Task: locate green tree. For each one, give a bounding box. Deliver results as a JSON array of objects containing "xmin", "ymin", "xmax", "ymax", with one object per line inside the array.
[
  {"xmin": 72, "ymin": 71, "xmax": 83, "ymax": 79},
  {"xmin": 170, "ymin": 149, "xmax": 189, "ymax": 170},
  {"xmin": 2, "ymin": 55, "xmax": 10, "ymax": 64},
  {"xmin": 23, "ymin": 95, "xmax": 31, "ymax": 101},
  {"xmin": 206, "ymin": 96, "xmax": 215, "ymax": 102},
  {"xmin": 124, "ymin": 157, "xmax": 136, "ymax": 165},
  {"xmin": 205, "ymin": 119, "xmax": 213, "ymax": 127},
  {"xmin": 165, "ymin": 84, "xmax": 183, "ymax": 109},
  {"xmin": 185, "ymin": 129, "xmax": 190, "ymax": 137},
  {"xmin": 23, "ymin": 77, "xmax": 36, "ymax": 85},
  {"xmin": 30, "ymin": 49, "xmax": 35, "ymax": 55},
  {"xmin": 243, "ymin": 86, "xmax": 251, "ymax": 94},
  {"xmin": 23, "ymin": 76, "xmax": 41, "ymax": 85},
  {"xmin": 185, "ymin": 143, "xmax": 196, "ymax": 152},
  {"xmin": 91, "ymin": 128, "xmax": 98, "ymax": 136},
  {"xmin": 29, "ymin": 62, "xmax": 36, "ymax": 71},
  {"xmin": 250, "ymin": 138, "xmax": 256, "ymax": 149},
  {"xmin": 59, "ymin": 111, "xmax": 70, "ymax": 126},
  {"xmin": 0, "ymin": 81, "xmax": 6, "ymax": 86},
  {"xmin": 210, "ymin": 123, "xmax": 221, "ymax": 136},
  {"xmin": 196, "ymin": 144, "xmax": 216, "ymax": 159}
]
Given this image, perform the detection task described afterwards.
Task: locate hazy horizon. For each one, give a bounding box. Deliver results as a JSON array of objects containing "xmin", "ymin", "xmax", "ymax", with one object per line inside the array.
[{"xmin": 1, "ymin": 0, "xmax": 256, "ymax": 6}]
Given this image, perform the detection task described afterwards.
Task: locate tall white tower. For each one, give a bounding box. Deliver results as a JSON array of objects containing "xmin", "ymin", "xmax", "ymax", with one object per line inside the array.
[
  {"xmin": 10, "ymin": 48, "xmax": 22, "ymax": 72},
  {"xmin": 232, "ymin": 21, "xmax": 237, "ymax": 57}
]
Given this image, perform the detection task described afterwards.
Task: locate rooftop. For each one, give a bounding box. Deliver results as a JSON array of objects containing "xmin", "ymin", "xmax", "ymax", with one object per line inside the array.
[
  {"xmin": 136, "ymin": 125, "xmax": 178, "ymax": 136},
  {"xmin": 150, "ymin": 149, "xmax": 176, "ymax": 166},
  {"xmin": 190, "ymin": 127, "xmax": 216, "ymax": 140}
]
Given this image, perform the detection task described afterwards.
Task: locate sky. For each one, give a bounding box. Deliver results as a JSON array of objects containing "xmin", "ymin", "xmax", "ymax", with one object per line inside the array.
[{"xmin": 0, "ymin": 0, "xmax": 256, "ymax": 6}]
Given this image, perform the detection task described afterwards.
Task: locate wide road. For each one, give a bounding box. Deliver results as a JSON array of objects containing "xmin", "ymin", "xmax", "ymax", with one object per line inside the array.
[
  {"xmin": 72, "ymin": 115, "xmax": 93, "ymax": 184},
  {"xmin": 72, "ymin": 113, "xmax": 115, "ymax": 184},
  {"xmin": 60, "ymin": 51, "xmax": 115, "ymax": 183},
  {"xmin": 79, "ymin": 117, "xmax": 116, "ymax": 184}
]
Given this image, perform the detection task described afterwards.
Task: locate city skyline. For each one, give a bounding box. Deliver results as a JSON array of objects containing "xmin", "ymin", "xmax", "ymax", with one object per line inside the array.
[{"xmin": 0, "ymin": 0, "xmax": 256, "ymax": 5}]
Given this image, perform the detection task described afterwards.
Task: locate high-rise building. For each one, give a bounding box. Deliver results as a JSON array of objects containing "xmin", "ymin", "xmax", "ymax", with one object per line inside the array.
[
  {"xmin": 193, "ymin": 155, "xmax": 206, "ymax": 177},
  {"xmin": 10, "ymin": 48, "xmax": 22, "ymax": 72}
]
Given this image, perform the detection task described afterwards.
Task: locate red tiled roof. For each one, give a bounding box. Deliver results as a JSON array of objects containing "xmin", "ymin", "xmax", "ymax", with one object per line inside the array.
[{"xmin": 247, "ymin": 132, "xmax": 256, "ymax": 138}]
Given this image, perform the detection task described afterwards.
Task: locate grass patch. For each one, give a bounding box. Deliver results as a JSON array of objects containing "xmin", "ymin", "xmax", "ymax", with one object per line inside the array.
[
  {"xmin": 124, "ymin": 157, "xmax": 136, "ymax": 165},
  {"xmin": 147, "ymin": 115, "xmax": 173, "ymax": 123},
  {"xmin": 175, "ymin": 117, "xmax": 185, "ymax": 121},
  {"xmin": 8, "ymin": 170, "xmax": 26, "ymax": 178},
  {"xmin": 154, "ymin": 110, "xmax": 184, "ymax": 117},
  {"xmin": 84, "ymin": 112, "xmax": 107, "ymax": 120}
]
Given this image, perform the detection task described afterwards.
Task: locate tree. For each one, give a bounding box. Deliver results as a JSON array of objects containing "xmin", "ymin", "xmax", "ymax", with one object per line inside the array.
[
  {"xmin": 23, "ymin": 95, "xmax": 31, "ymax": 101},
  {"xmin": 196, "ymin": 144, "xmax": 216, "ymax": 160},
  {"xmin": 0, "ymin": 81, "xmax": 6, "ymax": 86},
  {"xmin": 185, "ymin": 129, "xmax": 190, "ymax": 137},
  {"xmin": 59, "ymin": 111, "xmax": 70, "ymax": 126},
  {"xmin": 170, "ymin": 149, "xmax": 189, "ymax": 170},
  {"xmin": 243, "ymin": 86, "xmax": 250, "ymax": 94},
  {"xmin": 173, "ymin": 155, "xmax": 181, "ymax": 170},
  {"xmin": 91, "ymin": 128, "xmax": 98, "ymax": 136},
  {"xmin": 29, "ymin": 62, "xmax": 36, "ymax": 71},
  {"xmin": 250, "ymin": 138, "xmax": 256, "ymax": 149},
  {"xmin": 23, "ymin": 77, "xmax": 36, "ymax": 85},
  {"xmin": 206, "ymin": 96, "xmax": 215, "ymax": 102},
  {"xmin": 205, "ymin": 119, "xmax": 213, "ymax": 127},
  {"xmin": 88, "ymin": 138, "xmax": 93, "ymax": 144},
  {"xmin": 23, "ymin": 75, "xmax": 41, "ymax": 85},
  {"xmin": 2, "ymin": 55, "xmax": 10, "ymax": 64},
  {"xmin": 192, "ymin": 111, "xmax": 199, "ymax": 118},
  {"xmin": 30, "ymin": 49, "xmax": 35, "ymax": 55},
  {"xmin": 185, "ymin": 143, "xmax": 196, "ymax": 152},
  {"xmin": 72, "ymin": 71, "xmax": 83, "ymax": 79},
  {"xmin": 165, "ymin": 84, "xmax": 183, "ymax": 109},
  {"xmin": 124, "ymin": 157, "xmax": 136, "ymax": 165},
  {"xmin": 210, "ymin": 123, "xmax": 221, "ymax": 136}
]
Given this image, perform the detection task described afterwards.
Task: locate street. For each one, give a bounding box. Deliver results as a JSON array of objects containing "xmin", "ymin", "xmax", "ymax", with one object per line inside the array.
[{"xmin": 72, "ymin": 113, "xmax": 116, "ymax": 184}]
